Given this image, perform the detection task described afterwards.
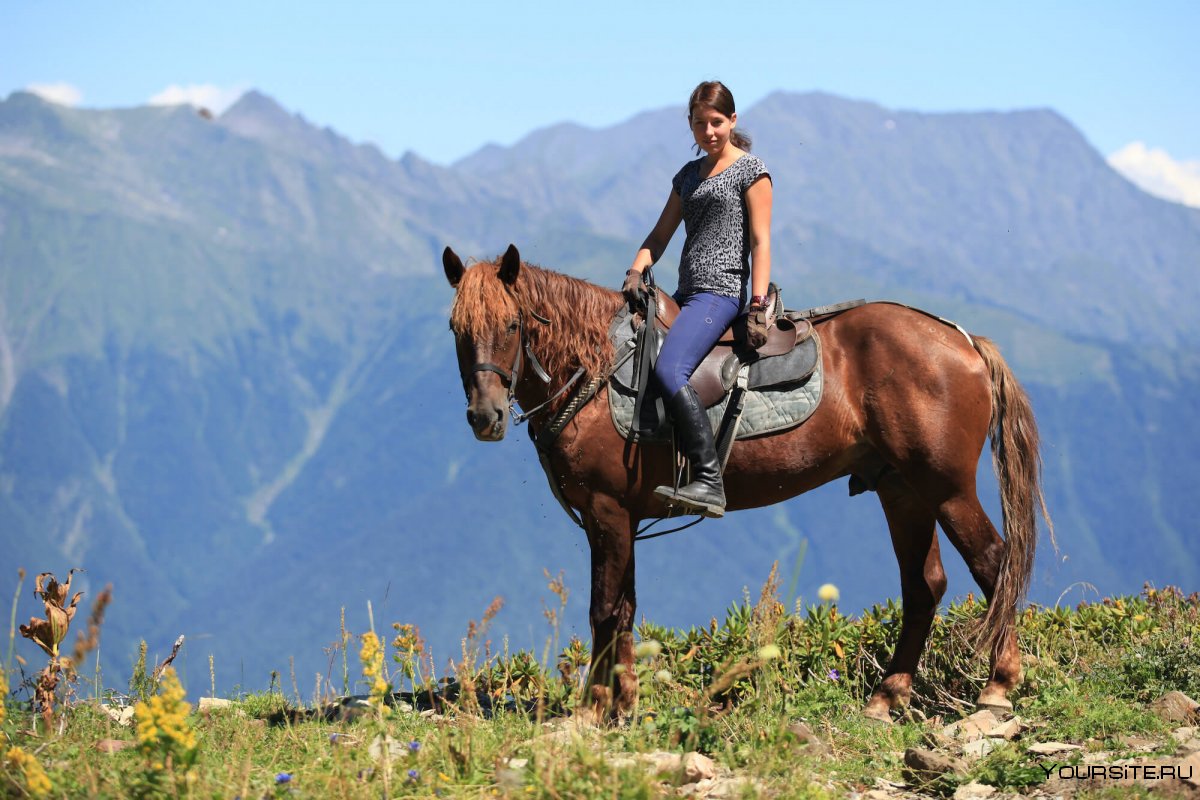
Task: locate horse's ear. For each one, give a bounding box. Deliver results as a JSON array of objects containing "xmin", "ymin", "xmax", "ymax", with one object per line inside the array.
[
  {"xmin": 498, "ymin": 244, "xmax": 520, "ymax": 286},
  {"xmin": 443, "ymin": 246, "xmax": 465, "ymax": 287}
]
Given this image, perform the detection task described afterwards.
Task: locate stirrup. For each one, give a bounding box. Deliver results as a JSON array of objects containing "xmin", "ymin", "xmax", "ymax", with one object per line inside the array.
[{"xmin": 653, "ymin": 485, "xmax": 725, "ymax": 518}]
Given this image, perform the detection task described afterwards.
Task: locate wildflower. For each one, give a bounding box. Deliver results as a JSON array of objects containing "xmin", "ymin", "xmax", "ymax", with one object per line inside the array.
[
  {"xmin": 407, "ymin": 769, "xmax": 420, "ymax": 782},
  {"xmin": 612, "ymin": 664, "xmax": 626, "ymax": 674},
  {"xmin": 132, "ymin": 667, "xmax": 198, "ymax": 795},
  {"xmin": 4, "ymin": 747, "xmax": 52, "ymax": 798},
  {"xmin": 391, "ymin": 623, "xmax": 425, "ymax": 656},
  {"xmin": 757, "ymin": 644, "xmax": 781, "ymax": 661},
  {"xmin": 275, "ymin": 773, "xmax": 292, "ymax": 784},
  {"xmin": 19, "ymin": 570, "xmax": 84, "ymax": 658},
  {"xmin": 817, "ymin": 583, "xmax": 840, "ymax": 603},
  {"xmin": 653, "ymin": 669, "xmax": 672, "ymax": 683},
  {"xmin": 359, "ymin": 632, "xmax": 390, "ymax": 711},
  {"xmin": 409, "ymin": 739, "xmax": 421, "ymax": 753},
  {"xmin": 635, "ymin": 640, "xmax": 662, "ymax": 659},
  {"xmin": 827, "ymin": 668, "xmax": 841, "ymax": 681},
  {"xmin": 135, "ymin": 668, "xmax": 198, "ymax": 757}
]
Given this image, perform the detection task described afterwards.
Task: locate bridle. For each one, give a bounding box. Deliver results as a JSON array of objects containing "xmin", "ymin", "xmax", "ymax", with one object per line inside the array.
[{"xmin": 459, "ymin": 306, "xmax": 585, "ymax": 425}]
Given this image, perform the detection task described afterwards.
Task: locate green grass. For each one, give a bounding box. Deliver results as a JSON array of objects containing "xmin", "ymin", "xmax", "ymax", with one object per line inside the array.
[{"xmin": 2, "ymin": 584, "xmax": 1197, "ymax": 798}]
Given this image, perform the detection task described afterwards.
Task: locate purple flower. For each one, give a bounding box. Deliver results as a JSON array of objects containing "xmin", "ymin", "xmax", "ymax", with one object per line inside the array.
[
  {"xmin": 408, "ymin": 739, "xmax": 421, "ymax": 752},
  {"xmin": 407, "ymin": 769, "xmax": 420, "ymax": 782},
  {"xmin": 275, "ymin": 773, "xmax": 292, "ymax": 784},
  {"xmin": 827, "ymin": 668, "xmax": 841, "ymax": 681}
]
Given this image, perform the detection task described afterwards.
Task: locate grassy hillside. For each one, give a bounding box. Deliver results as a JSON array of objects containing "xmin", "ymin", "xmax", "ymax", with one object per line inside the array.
[{"xmin": 3, "ymin": 578, "xmax": 1198, "ymax": 798}]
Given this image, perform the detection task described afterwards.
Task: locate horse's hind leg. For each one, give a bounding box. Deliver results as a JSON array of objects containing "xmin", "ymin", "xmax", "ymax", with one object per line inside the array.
[
  {"xmin": 863, "ymin": 476, "xmax": 946, "ymax": 721},
  {"xmin": 582, "ymin": 500, "xmax": 638, "ymax": 721},
  {"xmin": 933, "ymin": 489, "xmax": 1021, "ymax": 712}
]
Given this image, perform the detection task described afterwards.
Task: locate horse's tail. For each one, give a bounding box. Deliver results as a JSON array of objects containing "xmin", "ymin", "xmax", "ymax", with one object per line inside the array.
[{"xmin": 971, "ymin": 336, "xmax": 1054, "ymax": 657}]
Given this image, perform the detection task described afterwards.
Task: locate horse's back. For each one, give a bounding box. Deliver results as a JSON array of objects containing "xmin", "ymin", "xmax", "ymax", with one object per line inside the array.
[{"xmin": 816, "ymin": 301, "xmax": 985, "ymax": 382}]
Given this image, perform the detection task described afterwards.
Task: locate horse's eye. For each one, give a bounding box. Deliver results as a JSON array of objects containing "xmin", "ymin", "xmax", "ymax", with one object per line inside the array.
[{"xmin": 507, "ymin": 321, "xmax": 519, "ymax": 334}]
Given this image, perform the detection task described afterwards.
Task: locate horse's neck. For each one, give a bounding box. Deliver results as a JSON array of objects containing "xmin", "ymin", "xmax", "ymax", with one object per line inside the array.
[{"xmin": 514, "ymin": 270, "xmax": 617, "ymax": 412}]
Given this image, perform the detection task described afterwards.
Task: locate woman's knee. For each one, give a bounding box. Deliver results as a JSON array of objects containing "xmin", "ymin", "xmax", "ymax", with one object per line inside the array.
[{"xmin": 654, "ymin": 357, "xmax": 686, "ymax": 397}]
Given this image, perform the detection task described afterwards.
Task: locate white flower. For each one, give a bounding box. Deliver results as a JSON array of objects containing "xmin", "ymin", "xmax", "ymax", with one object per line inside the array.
[
  {"xmin": 757, "ymin": 644, "xmax": 781, "ymax": 661},
  {"xmin": 653, "ymin": 669, "xmax": 672, "ymax": 684},
  {"xmin": 817, "ymin": 583, "xmax": 840, "ymax": 603},
  {"xmin": 635, "ymin": 640, "xmax": 662, "ymax": 660}
]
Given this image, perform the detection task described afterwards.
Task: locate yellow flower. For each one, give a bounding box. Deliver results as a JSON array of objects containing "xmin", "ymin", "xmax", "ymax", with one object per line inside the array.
[
  {"xmin": 817, "ymin": 584, "xmax": 840, "ymax": 603},
  {"xmin": 359, "ymin": 632, "xmax": 390, "ymax": 711},
  {"xmin": 391, "ymin": 623, "xmax": 425, "ymax": 654},
  {"xmin": 135, "ymin": 668, "xmax": 197, "ymax": 777},
  {"xmin": 0, "ymin": 667, "xmax": 7, "ymax": 728},
  {"xmin": 5, "ymin": 747, "xmax": 52, "ymax": 799}
]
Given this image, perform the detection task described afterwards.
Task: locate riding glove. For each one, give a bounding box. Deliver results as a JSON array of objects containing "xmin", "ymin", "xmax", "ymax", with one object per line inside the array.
[
  {"xmin": 622, "ymin": 270, "xmax": 646, "ymax": 312},
  {"xmin": 746, "ymin": 304, "xmax": 769, "ymax": 348}
]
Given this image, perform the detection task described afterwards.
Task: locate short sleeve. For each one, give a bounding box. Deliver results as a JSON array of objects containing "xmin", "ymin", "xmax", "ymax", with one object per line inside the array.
[
  {"xmin": 742, "ymin": 155, "xmax": 771, "ymax": 192},
  {"xmin": 671, "ymin": 163, "xmax": 687, "ymax": 195}
]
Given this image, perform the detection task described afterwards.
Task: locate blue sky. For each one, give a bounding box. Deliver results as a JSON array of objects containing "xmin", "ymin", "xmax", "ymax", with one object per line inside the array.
[{"xmin": 4, "ymin": 1, "xmax": 1198, "ymax": 166}]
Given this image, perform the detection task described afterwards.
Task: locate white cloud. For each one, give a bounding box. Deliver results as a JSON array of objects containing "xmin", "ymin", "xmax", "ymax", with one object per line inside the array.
[
  {"xmin": 26, "ymin": 82, "xmax": 83, "ymax": 107},
  {"xmin": 147, "ymin": 84, "xmax": 242, "ymax": 115},
  {"xmin": 1108, "ymin": 141, "xmax": 1200, "ymax": 209}
]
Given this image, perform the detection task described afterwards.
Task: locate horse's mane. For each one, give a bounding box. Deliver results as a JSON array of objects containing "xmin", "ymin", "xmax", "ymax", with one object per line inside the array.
[{"xmin": 449, "ymin": 257, "xmax": 623, "ymax": 380}]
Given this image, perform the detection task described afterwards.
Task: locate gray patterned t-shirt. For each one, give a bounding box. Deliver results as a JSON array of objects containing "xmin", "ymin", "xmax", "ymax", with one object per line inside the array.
[{"xmin": 671, "ymin": 153, "xmax": 771, "ymax": 298}]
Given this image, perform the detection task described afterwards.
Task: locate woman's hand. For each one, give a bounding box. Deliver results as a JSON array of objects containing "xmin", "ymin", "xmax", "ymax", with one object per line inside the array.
[
  {"xmin": 622, "ymin": 269, "xmax": 646, "ymax": 311},
  {"xmin": 746, "ymin": 303, "xmax": 769, "ymax": 348}
]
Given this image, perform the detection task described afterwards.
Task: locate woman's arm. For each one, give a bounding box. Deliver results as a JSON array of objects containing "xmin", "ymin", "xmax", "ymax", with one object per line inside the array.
[
  {"xmin": 746, "ymin": 176, "xmax": 772, "ymax": 299},
  {"xmin": 629, "ymin": 191, "xmax": 684, "ymax": 274}
]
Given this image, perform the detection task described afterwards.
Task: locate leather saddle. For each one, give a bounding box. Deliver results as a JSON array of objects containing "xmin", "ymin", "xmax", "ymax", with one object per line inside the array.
[{"xmin": 611, "ymin": 285, "xmax": 819, "ymax": 416}]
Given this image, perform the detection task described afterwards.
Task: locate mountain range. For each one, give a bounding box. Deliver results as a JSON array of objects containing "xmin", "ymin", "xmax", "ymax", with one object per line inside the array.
[{"xmin": 1, "ymin": 88, "xmax": 1197, "ymax": 695}]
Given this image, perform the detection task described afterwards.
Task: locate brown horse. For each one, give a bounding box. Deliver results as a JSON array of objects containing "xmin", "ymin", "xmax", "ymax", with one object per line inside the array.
[{"xmin": 443, "ymin": 243, "xmax": 1051, "ymax": 721}]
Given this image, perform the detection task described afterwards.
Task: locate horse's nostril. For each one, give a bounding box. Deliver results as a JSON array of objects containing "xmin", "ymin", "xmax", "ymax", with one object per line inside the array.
[{"xmin": 466, "ymin": 409, "xmax": 479, "ymax": 428}]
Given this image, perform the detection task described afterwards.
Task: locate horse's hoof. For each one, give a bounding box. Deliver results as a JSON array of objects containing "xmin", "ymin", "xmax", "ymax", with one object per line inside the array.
[
  {"xmin": 975, "ymin": 692, "xmax": 1013, "ymax": 717},
  {"xmin": 573, "ymin": 706, "xmax": 602, "ymax": 729},
  {"xmin": 862, "ymin": 703, "xmax": 894, "ymax": 724}
]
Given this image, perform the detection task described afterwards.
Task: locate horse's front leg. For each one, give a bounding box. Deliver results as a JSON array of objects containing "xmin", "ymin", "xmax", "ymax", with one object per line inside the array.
[{"xmin": 582, "ymin": 499, "xmax": 638, "ymax": 721}]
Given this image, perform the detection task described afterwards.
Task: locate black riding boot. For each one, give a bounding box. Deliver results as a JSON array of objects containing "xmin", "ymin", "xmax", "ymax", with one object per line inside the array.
[{"xmin": 654, "ymin": 384, "xmax": 726, "ymax": 518}]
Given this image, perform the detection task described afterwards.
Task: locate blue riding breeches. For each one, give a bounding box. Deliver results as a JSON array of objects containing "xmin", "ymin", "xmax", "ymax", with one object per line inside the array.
[{"xmin": 653, "ymin": 292, "xmax": 742, "ymax": 397}]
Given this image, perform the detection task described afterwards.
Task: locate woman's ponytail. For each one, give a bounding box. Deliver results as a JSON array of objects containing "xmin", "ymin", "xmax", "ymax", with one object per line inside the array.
[{"xmin": 729, "ymin": 129, "xmax": 752, "ymax": 151}]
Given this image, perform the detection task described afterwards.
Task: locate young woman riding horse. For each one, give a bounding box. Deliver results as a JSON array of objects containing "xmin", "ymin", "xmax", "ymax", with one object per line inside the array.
[
  {"xmin": 623, "ymin": 80, "xmax": 772, "ymax": 518},
  {"xmin": 443, "ymin": 84, "xmax": 1051, "ymax": 723}
]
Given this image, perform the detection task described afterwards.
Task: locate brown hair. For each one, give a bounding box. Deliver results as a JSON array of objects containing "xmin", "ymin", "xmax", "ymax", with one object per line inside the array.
[{"xmin": 688, "ymin": 80, "xmax": 751, "ymax": 152}]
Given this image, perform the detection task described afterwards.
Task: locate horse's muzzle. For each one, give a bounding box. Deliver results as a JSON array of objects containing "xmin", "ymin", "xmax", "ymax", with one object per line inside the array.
[{"xmin": 466, "ymin": 404, "xmax": 507, "ymax": 441}]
